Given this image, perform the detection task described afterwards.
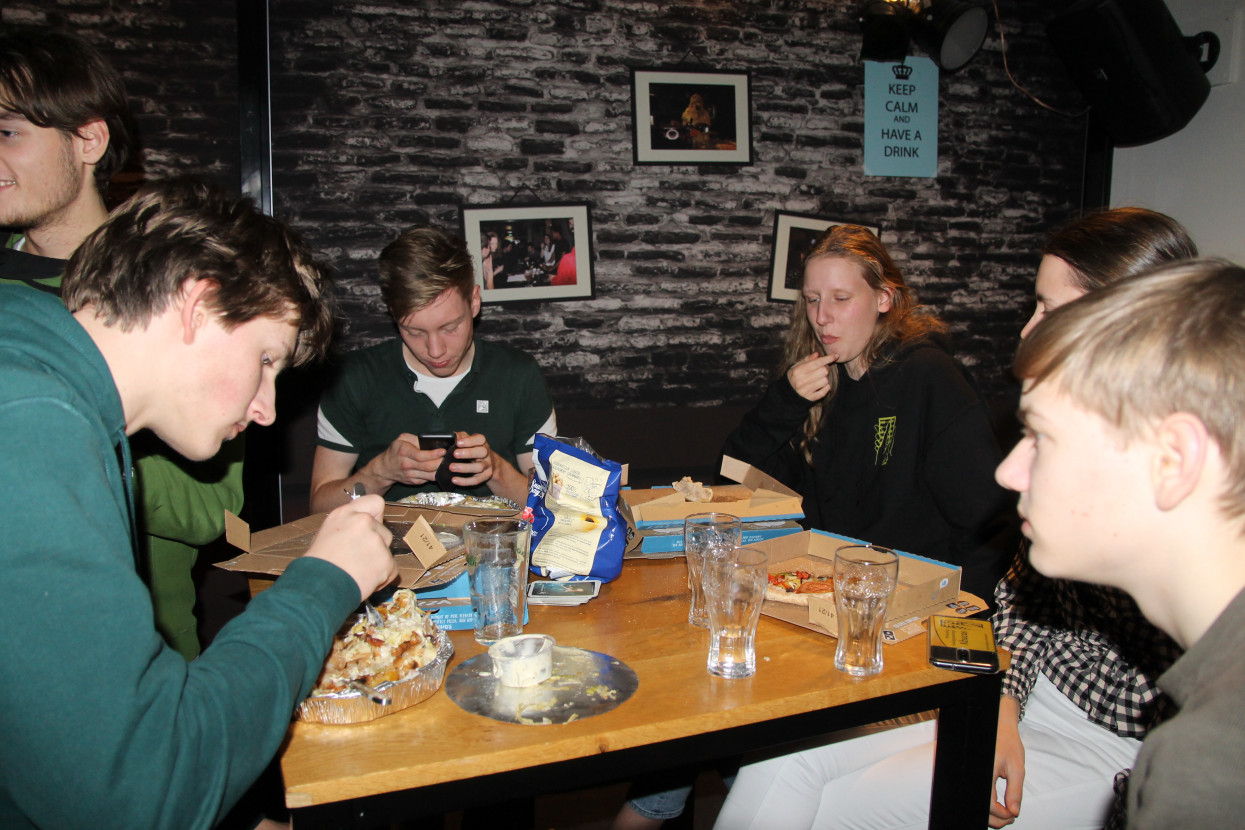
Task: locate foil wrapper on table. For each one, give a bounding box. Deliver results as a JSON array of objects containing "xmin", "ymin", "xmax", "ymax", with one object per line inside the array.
[
  {"xmin": 395, "ymin": 492, "xmax": 520, "ymax": 512},
  {"xmin": 296, "ymin": 625, "xmax": 454, "ymax": 725},
  {"xmin": 445, "ymin": 645, "xmax": 638, "ymax": 725}
]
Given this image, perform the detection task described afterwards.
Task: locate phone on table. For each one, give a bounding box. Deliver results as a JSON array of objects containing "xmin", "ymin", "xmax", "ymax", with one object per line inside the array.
[
  {"xmin": 927, "ymin": 615, "xmax": 1000, "ymax": 674},
  {"xmin": 418, "ymin": 433, "xmax": 457, "ymax": 490}
]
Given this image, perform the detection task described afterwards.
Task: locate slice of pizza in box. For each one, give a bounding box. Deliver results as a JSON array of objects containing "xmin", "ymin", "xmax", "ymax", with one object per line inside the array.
[
  {"xmin": 618, "ymin": 455, "xmax": 805, "ymax": 530},
  {"xmin": 215, "ymin": 500, "xmax": 504, "ymax": 590},
  {"xmin": 754, "ymin": 529, "xmax": 984, "ymax": 644}
]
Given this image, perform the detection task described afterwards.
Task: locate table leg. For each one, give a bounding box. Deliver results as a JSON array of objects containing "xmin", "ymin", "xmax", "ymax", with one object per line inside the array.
[{"xmin": 927, "ymin": 671, "xmax": 1002, "ymax": 829}]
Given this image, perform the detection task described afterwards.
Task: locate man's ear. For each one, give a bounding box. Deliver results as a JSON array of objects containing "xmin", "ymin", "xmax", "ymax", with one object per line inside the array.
[
  {"xmin": 1153, "ymin": 412, "xmax": 1210, "ymax": 512},
  {"xmin": 470, "ymin": 285, "xmax": 482, "ymax": 319},
  {"xmin": 178, "ymin": 279, "xmax": 216, "ymax": 345},
  {"xmin": 74, "ymin": 119, "xmax": 111, "ymax": 166}
]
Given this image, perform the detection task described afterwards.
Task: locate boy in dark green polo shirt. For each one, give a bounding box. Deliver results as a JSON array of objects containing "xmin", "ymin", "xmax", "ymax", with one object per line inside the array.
[{"xmin": 310, "ymin": 226, "xmax": 556, "ymax": 512}]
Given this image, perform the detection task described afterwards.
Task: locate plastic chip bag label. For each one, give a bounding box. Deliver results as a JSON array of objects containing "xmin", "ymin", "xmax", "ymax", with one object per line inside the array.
[{"xmin": 526, "ymin": 434, "xmax": 625, "ymax": 583}]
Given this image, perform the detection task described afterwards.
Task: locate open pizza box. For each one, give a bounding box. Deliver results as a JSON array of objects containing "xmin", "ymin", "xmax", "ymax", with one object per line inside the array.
[
  {"xmin": 755, "ymin": 529, "xmax": 985, "ymax": 644},
  {"xmin": 619, "ymin": 455, "xmax": 805, "ymax": 531},
  {"xmin": 217, "ymin": 500, "xmax": 518, "ymax": 590}
]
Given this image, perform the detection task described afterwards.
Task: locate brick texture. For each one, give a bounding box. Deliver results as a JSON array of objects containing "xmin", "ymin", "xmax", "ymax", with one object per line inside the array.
[{"xmin": 4, "ymin": 0, "xmax": 1090, "ymax": 419}]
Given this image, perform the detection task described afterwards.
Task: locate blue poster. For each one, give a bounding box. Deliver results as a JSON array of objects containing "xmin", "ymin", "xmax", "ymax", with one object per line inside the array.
[{"xmin": 863, "ymin": 58, "xmax": 938, "ymax": 178}]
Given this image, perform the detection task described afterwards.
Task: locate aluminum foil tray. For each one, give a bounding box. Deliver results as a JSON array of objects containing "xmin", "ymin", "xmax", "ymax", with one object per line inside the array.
[
  {"xmin": 296, "ymin": 625, "xmax": 454, "ymax": 725},
  {"xmin": 395, "ymin": 492, "xmax": 520, "ymax": 511}
]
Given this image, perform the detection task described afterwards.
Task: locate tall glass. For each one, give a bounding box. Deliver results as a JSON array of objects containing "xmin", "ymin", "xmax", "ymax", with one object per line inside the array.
[
  {"xmin": 463, "ymin": 519, "xmax": 531, "ymax": 645},
  {"xmin": 703, "ymin": 547, "xmax": 769, "ymax": 679},
  {"xmin": 833, "ymin": 545, "xmax": 900, "ymax": 677},
  {"xmin": 684, "ymin": 512, "xmax": 742, "ymax": 627}
]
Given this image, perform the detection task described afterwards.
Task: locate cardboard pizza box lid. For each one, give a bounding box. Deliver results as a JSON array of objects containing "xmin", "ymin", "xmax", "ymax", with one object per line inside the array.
[
  {"xmin": 619, "ymin": 456, "xmax": 804, "ymax": 528},
  {"xmin": 215, "ymin": 501, "xmax": 514, "ymax": 589}
]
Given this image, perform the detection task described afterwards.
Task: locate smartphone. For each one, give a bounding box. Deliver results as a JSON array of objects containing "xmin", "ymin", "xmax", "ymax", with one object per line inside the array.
[
  {"xmin": 418, "ymin": 433, "xmax": 457, "ymax": 490},
  {"xmin": 927, "ymin": 615, "xmax": 1000, "ymax": 674}
]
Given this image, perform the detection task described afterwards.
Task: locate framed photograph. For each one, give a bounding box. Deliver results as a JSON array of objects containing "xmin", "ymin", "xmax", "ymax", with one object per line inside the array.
[
  {"xmin": 460, "ymin": 203, "xmax": 593, "ymax": 304},
  {"xmin": 631, "ymin": 69, "xmax": 752, "ymax": 165},
  {"xmin": 768, "ymin": 213, "xmax": 880, "ymax": 303}
]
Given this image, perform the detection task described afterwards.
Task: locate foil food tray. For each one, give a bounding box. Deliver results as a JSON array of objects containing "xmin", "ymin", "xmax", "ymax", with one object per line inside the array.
[{"xmin": 296, "ymin": 624, "xmax": 454, "ymax": 725}]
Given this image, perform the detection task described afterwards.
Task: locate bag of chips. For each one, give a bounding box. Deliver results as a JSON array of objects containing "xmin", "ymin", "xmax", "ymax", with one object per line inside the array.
[{"xmin": 525, "ymin": 433, "xmax": 626, "ymax": 583}]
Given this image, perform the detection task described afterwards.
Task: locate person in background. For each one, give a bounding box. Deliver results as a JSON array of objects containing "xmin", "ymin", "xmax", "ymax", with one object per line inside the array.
[
  {"xmin": 713, "ymin": 208, "xmax": 1195, "ymax": 830},
  {"xmin": 309, "ymin": 225, "xmax": 555, "ymax": 512},
  {"xmin": 997, "ymin": 258, "xmax": 1245, "ymax": 828},
  {"xmin": 724, "ymin": 223, "xmax": 1015, "ymax": 599},
  {"xmin": 618, "ymin": 224, "xmax": 1016, "ymax": 830},
  {"xmin": 0, "ymin": 177, "xmax": 398, "ymax": 830},
  {"xmin": 0, "ymin": 23, "xmax": 243, "ymax": 660}
]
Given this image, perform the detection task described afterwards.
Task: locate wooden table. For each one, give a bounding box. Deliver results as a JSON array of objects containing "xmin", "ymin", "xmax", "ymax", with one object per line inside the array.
[{"xmin": 281, "ymin": 558, "xmax": 1002, "ymax": 829}]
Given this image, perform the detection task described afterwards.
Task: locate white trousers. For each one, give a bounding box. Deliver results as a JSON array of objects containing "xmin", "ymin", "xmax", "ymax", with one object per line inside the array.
[{"xmin": 714, "ymin": 674, "xmax": 1142, "ymax": 830}]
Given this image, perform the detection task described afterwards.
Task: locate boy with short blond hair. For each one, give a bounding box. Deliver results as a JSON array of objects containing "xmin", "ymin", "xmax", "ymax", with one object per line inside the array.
[{"xmin": 997, "ymin": 258, "xmax": 1245, "ymax": 828}]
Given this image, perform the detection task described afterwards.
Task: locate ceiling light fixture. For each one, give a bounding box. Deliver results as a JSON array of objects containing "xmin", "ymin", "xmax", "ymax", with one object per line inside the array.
[{"xmin": 859, "ymin": 0, "xmax": 990, "ymax": 72}]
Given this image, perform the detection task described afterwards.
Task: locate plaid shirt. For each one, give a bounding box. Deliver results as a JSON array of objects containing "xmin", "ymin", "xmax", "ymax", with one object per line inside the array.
[{"xmin": 992, "ymin": 549, "xmax": 1181, "ymax": 738}]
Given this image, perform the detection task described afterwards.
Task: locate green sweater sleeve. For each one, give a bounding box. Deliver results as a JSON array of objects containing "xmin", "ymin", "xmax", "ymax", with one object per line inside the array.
[{"xmin": 0, "ymin": 399, "xmax": 360, "ymax": 830}]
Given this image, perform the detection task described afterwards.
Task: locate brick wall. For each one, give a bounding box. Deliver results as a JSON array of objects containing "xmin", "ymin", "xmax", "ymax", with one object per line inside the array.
[
  {"xmin": 266, "ymin": 0, "xmax": 1088, "ymax": 415},
  {"xmin": 2, "ymin": 2, "xmax": 241, "ymax": 198},
  {"xmin": 4, "ymin": 0, "xmax": 1089, "ymax": 417}
]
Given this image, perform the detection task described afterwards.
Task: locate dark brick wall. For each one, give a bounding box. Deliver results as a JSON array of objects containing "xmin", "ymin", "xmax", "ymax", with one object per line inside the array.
[
  {"xmin": 4, "ymin": 1, "xmax": 1090, "ymax": 417},
  {"xmin": 2, "ymin": 2, "xmax": 241, "ymax": 197},
  {"xmin": 266, "ymin": 0, "xmax": 1088, "ymax": 415}
]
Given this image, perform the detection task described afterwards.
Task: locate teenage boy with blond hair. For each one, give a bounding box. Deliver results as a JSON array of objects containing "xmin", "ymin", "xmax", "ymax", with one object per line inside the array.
[
  {"xmin": 996, "ymin": 258, "xmax": 1245, "ymax": 828},
  {"xmin": 0, "ymin": 178, "xmax": 397, "ymax": 830}
]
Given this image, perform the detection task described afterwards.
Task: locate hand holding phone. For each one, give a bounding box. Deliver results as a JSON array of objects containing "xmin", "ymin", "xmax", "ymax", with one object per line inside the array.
[
  {"xmin": 418, "ymin": 433, "xmax": 457, "ymax": 490},
  {"xmin": 927, "ymin": 615, "xmax": 1000, "ymax": 674}
]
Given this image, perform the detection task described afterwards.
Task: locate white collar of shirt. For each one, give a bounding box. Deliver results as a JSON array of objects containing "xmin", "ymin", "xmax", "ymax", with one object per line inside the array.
[{"xmin": 406, "ymin": 351, "xmax": 473, "ymax": 408}]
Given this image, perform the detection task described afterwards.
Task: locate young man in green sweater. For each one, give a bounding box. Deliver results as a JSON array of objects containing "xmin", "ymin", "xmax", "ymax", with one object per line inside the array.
[
  {"xmin": 0, "ymin": 23, "xmax": 242, "ymax": 658},
  {"xmin": 0, "ymin": 178, "xmax": 398, "ymax": 829}
]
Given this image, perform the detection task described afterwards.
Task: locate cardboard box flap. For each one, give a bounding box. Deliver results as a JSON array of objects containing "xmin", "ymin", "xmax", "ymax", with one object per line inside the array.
[{"xmin": 216, "ymin": 505, "xmax": 483, "ymax": 590}]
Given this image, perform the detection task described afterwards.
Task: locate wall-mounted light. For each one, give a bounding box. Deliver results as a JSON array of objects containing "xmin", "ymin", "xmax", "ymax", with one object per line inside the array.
[{"xmin": 859, "ymin": 0, "xmax": 989, "ymax": 72}]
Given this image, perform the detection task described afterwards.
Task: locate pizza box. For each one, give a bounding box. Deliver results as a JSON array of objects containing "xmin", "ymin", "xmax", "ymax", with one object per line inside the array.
[
  {"xmin": 216, "ymin": 500, "xmax": 516, "ymax": 590},
  {"xmin": 754, "ymin": 529, "xmax": 981, "ymax": 644},
  {"xmin": 411, "ymin": 571, "xmax": 529, "ymax": 631},
  {"xmin": 624, "ymin": 518, "xmax": 806, "ymax": 559},
  {"xmin": 618, "ymin": 455, "xmax": 804, "ymax": 529}
]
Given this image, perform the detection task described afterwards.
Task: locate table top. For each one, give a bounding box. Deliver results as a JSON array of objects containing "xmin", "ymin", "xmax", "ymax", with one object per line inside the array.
[{"xmin": 280, "ymin": 557, "xmax": 991, "ymax": 809}]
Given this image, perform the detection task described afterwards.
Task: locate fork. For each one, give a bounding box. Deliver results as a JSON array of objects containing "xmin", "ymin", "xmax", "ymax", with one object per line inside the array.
[{"xmin": 345, "ymin": 483, "xmax": 385, "ymax": 627}]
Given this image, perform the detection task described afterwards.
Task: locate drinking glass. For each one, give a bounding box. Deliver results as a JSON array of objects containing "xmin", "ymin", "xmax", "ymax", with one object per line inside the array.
[
  {"xmin": 463, "ymin": 519, "xmax": 531, "ymax": 645},
  {"xmin": 684, "ymin": 512, "xmax": 742, "ymax": 627},
  {"xmin": 833, "ymin": 545, "xmax": 900, "ymax": 676},
  {"xmin": 703, "ymin": 547, "xmax": 769, "ymax": 679}
]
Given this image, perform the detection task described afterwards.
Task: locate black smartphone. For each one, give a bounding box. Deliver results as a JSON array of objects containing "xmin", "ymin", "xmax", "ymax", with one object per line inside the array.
[
  {"xmin": 927, "ymin": 615, "xmax": 1000, "ymax": 674},
  {"xmin": 418, "ymin": 433, "xmax": 457, "ymax": 490}
]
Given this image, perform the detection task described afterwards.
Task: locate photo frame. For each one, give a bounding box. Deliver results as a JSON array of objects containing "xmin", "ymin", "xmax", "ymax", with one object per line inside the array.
[
  {"xmin": 631, "ymin": 69, "xmax": 752, "ymax": 165},
  {"xmin": 768, "ymin": 213, "xmax": 880, "ymax": 303},
  {"xmin": 461, "ymin": 203, "xmax": 594, "ymax": 304}
]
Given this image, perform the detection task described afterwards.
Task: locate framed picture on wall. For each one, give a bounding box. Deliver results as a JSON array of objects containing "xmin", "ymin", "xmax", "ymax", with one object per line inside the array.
[
  {"xmin": 460, "ymin": 202, "xmax": 594, "ymax": 304},
  {"xmin": 768, "ymin": 213, "xmax": 879, "ymax": 303},
  {"xmin": 631, "ymin": 69, "xmax": 752, "ymax": 165}
]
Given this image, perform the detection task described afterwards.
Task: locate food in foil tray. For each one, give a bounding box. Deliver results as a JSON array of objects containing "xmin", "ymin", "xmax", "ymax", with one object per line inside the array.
[
  {"xmin": 312, "ymin": 588, "xmax": 442, "ymax": 694},
  {"xmin": 396, "ymin": 491, "xmax": 519, "ymax": 511}
]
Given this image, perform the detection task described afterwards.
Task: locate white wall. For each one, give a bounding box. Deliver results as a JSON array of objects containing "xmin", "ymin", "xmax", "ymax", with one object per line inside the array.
[{"xmin": 1112, "ymin": 0, "xmax": 1245, "ymax": 263}]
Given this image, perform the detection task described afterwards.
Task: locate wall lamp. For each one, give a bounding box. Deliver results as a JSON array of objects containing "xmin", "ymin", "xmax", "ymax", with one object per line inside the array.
[{"xmin": 859, "ymin": 0, "xmax": 990, "ymax": 71}]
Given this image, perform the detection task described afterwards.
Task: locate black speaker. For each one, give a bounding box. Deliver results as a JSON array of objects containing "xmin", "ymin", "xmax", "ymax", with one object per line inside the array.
[{"xmin": 1047, "ymin": 0, "xmax": 1219, "ymax": 147}]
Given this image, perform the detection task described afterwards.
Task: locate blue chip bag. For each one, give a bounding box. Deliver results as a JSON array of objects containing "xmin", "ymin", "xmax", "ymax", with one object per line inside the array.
[{"xmin": 525, "ymin": 433, "xmax": 626, "ymax": 583}]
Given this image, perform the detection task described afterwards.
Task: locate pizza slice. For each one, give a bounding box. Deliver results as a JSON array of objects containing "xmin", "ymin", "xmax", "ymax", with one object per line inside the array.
[{"xmin": 765, "ymin": 570, "xmax": 834, "ymax": 606}]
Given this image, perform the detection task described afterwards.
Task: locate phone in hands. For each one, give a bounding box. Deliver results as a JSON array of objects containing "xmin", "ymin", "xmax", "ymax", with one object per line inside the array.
[{"xmin": 418, "ymin": 433, "xmax": 457, "ymax": 490}]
